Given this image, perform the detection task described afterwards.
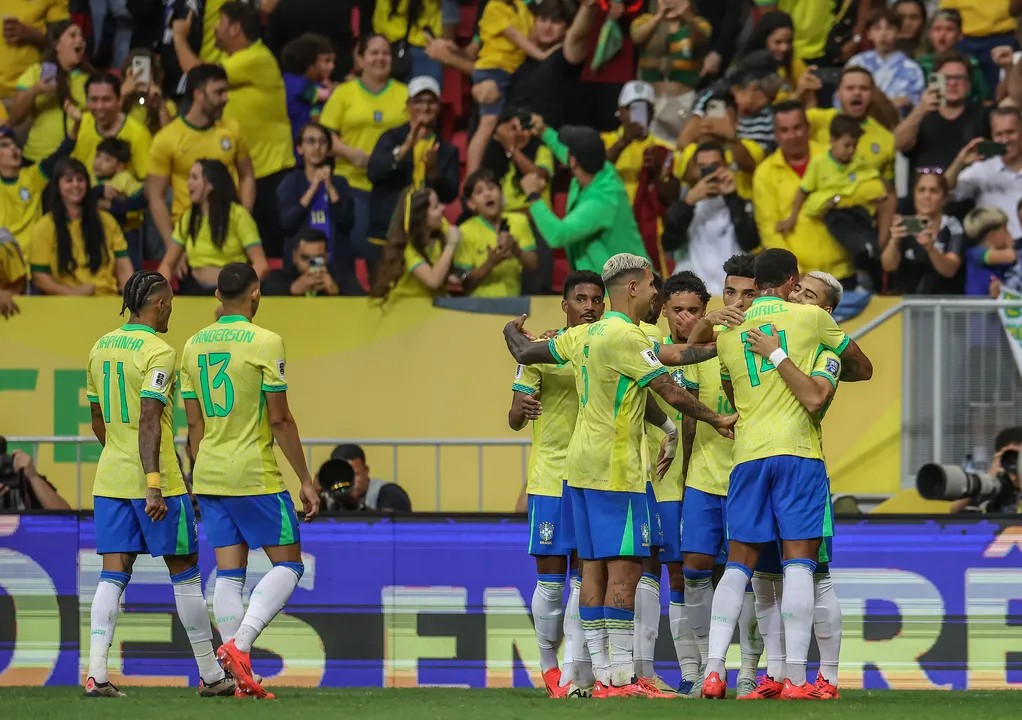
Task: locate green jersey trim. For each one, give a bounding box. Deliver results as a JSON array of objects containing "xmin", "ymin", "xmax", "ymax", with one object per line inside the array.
[
  {"xmin": 261, "ymin": 383, "xmax": 288, "ymax": 393},
  {"xmin": 180, "ymin": 391, "xmax": 198, "ymax": 400},
  {"xmin": 637, "ymin": 365, "xmax": 667, "ymax": 388},
  {"xmin": 547, "ymin": 338, "xmax": 566, "ymax": 365},
  {"xmin": 140, "ymin": 389, "xmax": 169, "ymax": 404},
  {"xmin": 512, "ymin": 382, "xmax": 536, "ymax": 395},
  {"xmin": 121, "ymin": 323, "xmax": 156, "ymax": 335},
  {"xmin": 811, "ymin": 370, "xmax": 838, "ymax": 389}
]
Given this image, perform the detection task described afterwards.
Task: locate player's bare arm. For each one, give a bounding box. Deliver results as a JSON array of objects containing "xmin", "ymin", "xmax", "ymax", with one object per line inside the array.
[
  {"xmin": 837, "ymin": 338, "xmax": 873, "ymax": 382},
  {"xmin": 649, "ymin": 373, "xmax": 736, "ymax": 438},
  {"xmin": 685, "ymin": 307, "xmax": 745, "ymax": 345},
  {"xmin": 509, "ymin": 390, "xmax": 542, "ymax": 431},
  {"xmin": 89, "ymin": 402, "xmax": 106, "ymax": 447},
  {"xmin": 503, "ymin": 314, "xmax": 558, "ymax": 365},
  {"xmin": 182, "ymin": 398, "xmax": 205, "ymax": 464},
  {"xmin": 656, "ymin": 342, "xmax": 717, "ymax": 366},
  {"xmin": 746, "ymin": 326, "xmax": 836, "ymax": 413},
  {"xmin": 265, "ymin": 391, "xmax": 321, "ymax": 522},
  {"xmin": 681, "ymin": 388, "xmax": 698, "ymax": 479},
  {"xmin": 138, "ymin": 397, "xmax": 169, "ymax": 521},
  {"xmin": 722, "ymin": 378, "xmax": 736, "ymax": 412}
]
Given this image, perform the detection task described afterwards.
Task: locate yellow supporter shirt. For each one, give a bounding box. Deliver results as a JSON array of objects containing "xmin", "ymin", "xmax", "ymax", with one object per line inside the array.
[
  {"xmin": 15, "ymin": 64, "xmax": 88, "ymax": 163},
  {"xmin": 391, "ymin": 237, "xmax": 445, "ymax": 299},
  {"xmin": 173, "ymin": 202, "xmax": 260, "ymax": 268},
  {"xmin": 776, "ymin": 0, "xmax": 834, "ymax": 61},
  {"xmin": 807, "ymin": 108, "xmax": 895, "ymax": 184},
  {"xmin": 180, "ymin": 316, "xmax": 289, "ymax": 496},
  {"xmin": 679, "ymin": 354, "xmax": 734, "ymax": 496},
  {"xmin": 549, "ymin": 311, "xmax": 668, "ymax": 494},
  {"xmin": 28, "ymin": 211, "xmax": 127, "ymax": 294},
  {"xmin": 73, "ymin": 113, "xmax": 152, "ymax": 180},
  {"xmin": 149, "ymin": 116, "xmax": 249, "ymax": 222},
  {"xmin": 0, "ymin": 164, "xmax": 51, "ymax": 249},
  {"xmin": 502, "ymin": 145, "xmax": 553, "ymax": 212},
  {"xmin": 99, "ymin": 170, "xmax": 144, "ymax": 231},
  {"xmin": 775, "ymin": 56, "xmax": 809, "ymax": 103},
  {"xmin": 127, "ymin": 96, "xmax": 179, "ymax": 130},
  {"xmin": 679, "ymin": 138, "xmax": 765, "ymax": 200},
  {"xmin": 320, "ymin": 79, "xmax": 409, "ymax": 191},
  {"xmin": 0, "ymin": 0, "xmax": 68, "ymax": 98},
  {"xmin": 799, "ymin": 150, "xmax": 886, "ymax": 217},
  {"xmin": 0, "ymin": 238, "xmax": 27, "ymax": 287},
  {"xmin": 475, "ymin": 0, "xmax": 535, "ymax": 74},
  {"xmin": 202, "ymin": 0, "xmax": 229, "ymax": 63},
  {"xmin": 373, "ymin": 0, "xmax": 442, "ymax": 48},
  {"xmin": 716, "ymin": 295, "xmax": 849, "ymax": 466},
  {"xmin": 940, "ymin": 0, "xmax": 1017, "ymax": 37},
  {"xmin": 220, "ymin": 40, "xmax": 296, "ymax": 178},
  {"xmin": 513, "ymin": 347, "xmax": 578, "ymax": 497},
  {"xmin": 601, "ymin": 128, "xmax": 683, "ymax": 204},
  {"xmin": 86, "ymin": 324, "xmax": 187, "ymax": 499},
  {"xmin": 812, "ymin": 347, "xmax": 841, "ymax": 429},
  {"xmin": 454, "ymin": 213, "xmax": 536, "ymax": 297},
  {"xmin": 652, "ymin": 335, "xmax": 686, "ymax": 503}
]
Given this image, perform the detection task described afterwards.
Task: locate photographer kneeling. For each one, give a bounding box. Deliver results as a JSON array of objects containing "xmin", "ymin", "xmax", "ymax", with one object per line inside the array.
[
  {"xmin": 918, "ymin": 427, "xmax": 1022, "ymax": 514},
  {"xmin": 0, "ymin": 437, "xmax": 71, "ymax": 511}
]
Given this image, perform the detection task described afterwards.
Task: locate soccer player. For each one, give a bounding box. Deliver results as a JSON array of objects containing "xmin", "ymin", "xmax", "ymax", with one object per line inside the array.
[
  {"xmin": 702, "ymin": 248, "xmax": 872, "ymax": 700},
  {"xmin": 509, "ymin": 270, "xmax": 606, "ymax": 698},
  {"xmin": 503, "ymin": 253, "xmax": 736, "ymax": 699},
  {"xmin": 180, "ymin": 263, "xmax": 320, "ymax": 700},
  {"xmin": 85, "ymin": 270, "xmax": 233, "ymax": 697}
]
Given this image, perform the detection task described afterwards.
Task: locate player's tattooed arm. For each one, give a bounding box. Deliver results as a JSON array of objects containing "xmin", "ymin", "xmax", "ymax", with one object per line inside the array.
[
  {"xmin": 837, "ymin": 338, "xmax": 874, "ymax": 382},
  {"xmin": 139, "ymin": 397, "xmax": 168, "ymax": 521},
  {"xmin": 686, "ymin": 307, "xmax": 745, "ymax": 345},
  {"xmin": 649, "ymin": 373, "xmax": 736, "ymax": 438},
  {"xmin": 656, "ymin": 341, "xmax": 717, "ymax": 366},
  {"xmin": 644, "ymin": 391, "xmax": 669, "ymax": 427},
  {"xmin": 681, "ymin": 389, "xmax": 698, "ymax": 479},
  {"xmin": 89, "ymin": 402, "xmax": 106, "ymax": 447},
  {"xmin": 503, "ymin": 314, "xmax": 558, "ymax": 365}
]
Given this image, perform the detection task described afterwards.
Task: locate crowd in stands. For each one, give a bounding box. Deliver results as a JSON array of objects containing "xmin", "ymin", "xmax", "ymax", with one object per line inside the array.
[{"xmin": 3, "ymin": 0, "xmax": 1022, "ymax": 315}]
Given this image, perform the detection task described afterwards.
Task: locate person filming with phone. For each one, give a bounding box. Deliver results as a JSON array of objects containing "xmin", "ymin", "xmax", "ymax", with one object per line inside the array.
[{"xmin": 262, "ymin": 228, "xmax": 344, "ymax": 297}]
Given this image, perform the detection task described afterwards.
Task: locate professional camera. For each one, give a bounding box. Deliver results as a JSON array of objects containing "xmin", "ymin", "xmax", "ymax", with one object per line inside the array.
[
  {"xmin": 917, "ymin": 449, "xmax": 1020, "ymax": 512},
  {"xmin": 319, "ymin": 459, "xmax": 361, "ymax": 512},
  {"xmin": 0, "ymin": 453, "xmax": 20, "ymax": 488}
]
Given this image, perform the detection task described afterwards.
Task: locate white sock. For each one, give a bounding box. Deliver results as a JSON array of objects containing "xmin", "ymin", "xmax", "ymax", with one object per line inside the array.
[
  {"xmin": 563, "ymin": 573, "xmax": 590, "ymax": 686},
  {"xmin": 605, "ymin": 607, "xmax": 635, "ymax": 687},
  {"xmin": 781, "ymin": 560, "xmax": 816, "ymax": 686},
  {"xmin": 682, "ymin": 567, "xmax": 713, "ymax": 667},
  {"xmin": 753, "ymin": 574, "xmax": 785, "ymax": 680},
  {"xmin": 580, "ymin": 606, "xmax": 609, "ymax": 684},
  {"xmin": 814, "ymin": 572, "xmax": 842, "ymax": 685},
  {"xmin": 532, "ymin": 573, "xmax": 565, "ymax": 673},
  {"xmin": 88, "ymin": 571, "xmax": 128, "ymax": 684},
  {"xmin": 705, "ymin": 564, "xmax": 750, "ymax": 678},
  {"xmin": 633, "ymin": 572, "xmax": 659, "ymax": 679},
  {"xmin": 171, "ymin": 565, "xmax": 225, "ymax": 684},
  {"xmin": 738, "ymin": 584, "xmax": 763, "ymax": 682},
  {"xmin": 213, "ymin": 568, "xmax": 246, "ymax": 643},
  {"xmin": 669, "ymin": 590, "xmax": 700, "ymax": 682},
  {"xmin": 233, "ymin": 563, "xmax": 303, "ymax": 653}
]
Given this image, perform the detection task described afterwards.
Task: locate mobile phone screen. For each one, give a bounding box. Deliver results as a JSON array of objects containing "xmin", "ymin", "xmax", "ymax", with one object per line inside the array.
[
  {"xmin": 629, "ymin": 101, "xmax": 649, "ymax": 132},
  {"xmin": 40, "ymin": 62, "xmax": 57, "ymax": 82},
  {"xmin": 977, "ymin": 141, "xmax": 1008, "ymax": 157}
]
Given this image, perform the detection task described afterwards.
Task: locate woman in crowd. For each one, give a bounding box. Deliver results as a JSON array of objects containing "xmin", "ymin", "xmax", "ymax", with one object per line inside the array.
[
  {"xmin": 277, "ymin": 123, "xmax": 362, "ymax": 294},
  {"xmin": 882, "ymin": 170, "xmax": 964, "ymax": 294},
  {"xmin": 372, "ymin": 0, "xmax": 444, "ymax": 85},
  {"xmin": 28, "ymin": 158, "xmax": 132, "ymax": 296},
  {"xmin": 120, "ymin": 49, "xmax": 176, "ymax": 134},
  {"xmin": 158, "ymin": 159, "xmax": 268, "ymax": 295},
  {"xmin": 481, "ymin": 110, "xmax": 553, "ymax": 212},
  {"xmin": 10, "ymin": 20, "xmax": 91, "ymax": 164},
  {"xmin": 280, "ymin": 33, "xmax": 337, "ymax": 150},
  {"xmin": 370, "ymin": 186, "xmax": 461, "ymax": 301},
  {"xmin": 741, "ymin": 10, "xmax": 805, "ymax": 104},
  {"xmin": 894, "ymin": 0, "xmax": 928, "ymax": 57},
  {"xmin": 320, "ymin": 34, "xmax": 409, "ymax": 274}
]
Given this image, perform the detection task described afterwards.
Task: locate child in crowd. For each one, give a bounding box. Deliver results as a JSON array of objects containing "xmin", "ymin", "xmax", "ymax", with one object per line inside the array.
[
  {"xmin": 280, "ymin": 33, "xmax": 337, "ymax": 154},
  {"xmin": 777, "ymin": 114, "xmax": 887, "ymax": 289},
  {"xmin": 455, "ymin": 169, "xmax": 539, "ymax": 297},
  {"xmin": 92, "ymin": 138, "xmax": 146, "ymax": 269},
  {"xmin": 963, "ymin": 206, "xmax": 1017, "ymax": 297},
  {"xmin": 845, "ymin": 9, "xmax": 925, "ymax": 112}
]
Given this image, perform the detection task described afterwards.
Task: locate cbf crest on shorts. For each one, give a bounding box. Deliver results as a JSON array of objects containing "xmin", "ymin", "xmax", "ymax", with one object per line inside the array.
[
  {"xmin": 641, "ymin": 522, "xmax": 651, "ymax": 547},
  {"xmin": 539, "ymin": 521, "xmax": 554, "ymax": 544}
]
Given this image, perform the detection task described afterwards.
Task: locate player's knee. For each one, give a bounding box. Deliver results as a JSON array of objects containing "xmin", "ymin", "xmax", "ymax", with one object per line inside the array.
[
  {"xmin": 275, "ymin": 560, "xmax": 304, "ymax": 581},
  {"xmin": 169, "ymin": 564, "xmax": 201, "ymax": 586},
  {"xmin": 99, "ymin": 570, "xmax": 131, "ymax": 589}
]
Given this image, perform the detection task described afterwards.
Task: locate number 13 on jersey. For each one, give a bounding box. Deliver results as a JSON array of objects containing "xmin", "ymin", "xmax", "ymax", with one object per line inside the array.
[
  {"xmin": 197, "ymin": 352, "xmax": 235, "ymax": 417},
  {"xmin": 740, "ymin": 324, "xmax": 788, "ymax": 387}
]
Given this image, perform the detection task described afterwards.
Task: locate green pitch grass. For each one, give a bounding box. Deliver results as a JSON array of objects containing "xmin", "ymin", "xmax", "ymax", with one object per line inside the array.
[{"xmin": 0, "ymin": 687, "xmax": 1017, "ymax": 720}]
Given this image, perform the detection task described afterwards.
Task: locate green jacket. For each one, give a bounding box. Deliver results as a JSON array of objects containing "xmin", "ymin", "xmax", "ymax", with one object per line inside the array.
[{"xmin": 529, "ymin": 127, "xmax": 649, "ymax": 274}]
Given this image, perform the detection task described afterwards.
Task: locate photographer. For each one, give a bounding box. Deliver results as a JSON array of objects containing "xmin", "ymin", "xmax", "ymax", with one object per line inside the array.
[
  {"xmin": 949, "ymin": 427, "xmax": 1022, "ymax": 514},
  {"xmin": 0, "ymin": 438, "xmax": 71, "ymax": 511},
  {"xmin": 262, "ymin": 229, "xmax": 363, "ymax": 297}
]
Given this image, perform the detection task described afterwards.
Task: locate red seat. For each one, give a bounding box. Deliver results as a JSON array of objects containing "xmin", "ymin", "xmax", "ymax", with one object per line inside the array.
[
  {"xmin": 457, "ymin": 5, "xmax": 476, "ymax": 40},
  {"xmin": 445, "ymin": 197, "xmax": 463, "ymax": 224},
  {"xmin": 355, "ymin": 258, "xmax": 370, "ymax": 292},
  {"xmin": 551, "ymin": 257, "xmax": 570, "ymax": 294},
  {"xmin": 450, "ymin": 130, "xmax": 468, "ymax": 166},
  {"xmin": 267, "ymin": 257, "xmax": 283, "ymax": 271},
  {"xmin": 552, "ymin": 192, "xmax": 568, "ymax": 218}
]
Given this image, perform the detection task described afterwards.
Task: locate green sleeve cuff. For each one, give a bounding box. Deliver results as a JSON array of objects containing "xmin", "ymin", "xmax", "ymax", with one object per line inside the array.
[
  {"xmin": 30, "ymin": 264, "xmax": 51, "ymax": 274},
  {"xmin": 653, "ymin": 340, "xmax": 661, "ymax": 353},
  {"xmin": 180, "ymin": 391, "xmax": 198, "ymax": 400},
  {"xmin": 243, "ymin": 240, "xmax": 261, "ymax": 248},
  {"xmin": 114, "ymin": 250, "xmax": 129, "ymax": 259},
  {"xmin": 637, "ymin": 366, "xmax": 667, "ymax": 388},
  {"xmin": 548, "ymin": 338, "xmax": 566, "ymax": 365},
  {"xmin": 173, "ymin": 237, "xmax": 185, "ymax": 246},
  {"xmin": 811, "ymin": 371, "xmax": 839, "ymax": 389},
  {"xmin": 140, "ymin": 390, "xmax": 169, "ymax": 405},
  {"xmin": 262, "ymin": 383, "xmax": 288, "ymax": 393},
  {"xmin": 679, "ymin": 376, "xmax": 698, "ymax": 390},
  {"xmin": 831, "ymin": 335, "xmax": 850, "ymax": 355},
  {"xmin": 512, "ymin": 383, "xmax": 537, "ymax": 395},
  {"xmin": 87, "ymin": 394, "xmax": 99, "ymax": 403},
  {"xmin": 720, "ymin": 372, "xmax": 731, "ymax": 381}
]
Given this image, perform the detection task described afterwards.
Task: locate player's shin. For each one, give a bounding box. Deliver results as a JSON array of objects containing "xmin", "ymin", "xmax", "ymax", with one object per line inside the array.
[
  {"xmin": 532, "ymin": 573, "xmax": 566, "ymax": 673},
  {"xmin": 752, "ymin": 573, "xmax": 786, "ymax": 680},
  {"xmin": 814, "ymin": 571, "xmax": 842, "ymax": 686},
  {"xmin": 633, "ymin": 572, "xmax": 660, "ymax": 679},
  {"xmin": 579, "ymin": 605, "xmax": 610, "ymax": 684},
  {"xmin": 669, "ymin": 589, "xmax": 700, "ymax": 684},
  {"xmin": 738, "ymin": 583, "xmax": 764, "ymax": 686},
  {"xmin": 171, "ymin": 565, "xmax": 225, "ymax": 684},
  {"xmin": 566, "ymin": 573, "xmax": 595, "ymax": 687},
  {"xmin": 682, "ymin": 566, "xmax": 713, "ymax": 665},
  {"xmin": 705, "ymin": 563, "xmax": 752, "ymax": 678},
  {"xmin": 780, "ymin": 559, "xmax": 817, "ymax": 686},
  {"xmin": 605, "ymin": 605, "xmax": 636, "ymax": 687},
  {"xmin": 232, "ymin": 562, "xmax": 303, "ymax": 653},
  {"xmin": 88, "ymin": 571, "xmax": 130, "ymax": 684},
  {"xmin": 213, "ymin": 568, "xmax": 246, "ymax": 643}
]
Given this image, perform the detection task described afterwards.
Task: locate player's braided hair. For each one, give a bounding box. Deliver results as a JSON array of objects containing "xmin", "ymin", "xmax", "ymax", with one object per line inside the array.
[{"xmin": 120, "ymin": 270, "xmax": 168, "ymax": 318}]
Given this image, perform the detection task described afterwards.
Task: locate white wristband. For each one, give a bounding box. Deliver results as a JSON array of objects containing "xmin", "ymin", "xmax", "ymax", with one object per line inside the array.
[
  {"xmin": 659, "ymin": 418, "xmax": 677, "ymax": 435},
  {"xmin": 768, "ymin": 348, "xmax": 788, "ymax": 367}
]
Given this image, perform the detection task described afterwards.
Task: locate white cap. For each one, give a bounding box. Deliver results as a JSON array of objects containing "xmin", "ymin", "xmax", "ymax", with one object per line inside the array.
[
  {"xmin": 618, "ymin": 80, "xmax": 655, "ymax": 108},
  {"xmin": 408, "ymin": 76, "xmax": 441, "ymax": 98}
]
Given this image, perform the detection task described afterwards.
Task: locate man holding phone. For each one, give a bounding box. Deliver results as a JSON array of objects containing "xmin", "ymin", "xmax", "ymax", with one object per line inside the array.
[{"xmin": 261, "ymin": 229, "xmax": 348, "ymax": 296}]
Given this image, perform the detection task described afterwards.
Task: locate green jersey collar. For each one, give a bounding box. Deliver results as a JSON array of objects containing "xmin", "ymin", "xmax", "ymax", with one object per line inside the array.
[{"xmin": 121, "ymin": 323, "xmax": 156, "ymax": 335}]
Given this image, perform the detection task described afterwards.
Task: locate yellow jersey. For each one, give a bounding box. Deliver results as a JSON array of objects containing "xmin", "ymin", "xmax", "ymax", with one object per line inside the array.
[
  {"xmin": 639, "ymin": 321, "xmax": 665, "ymax": 488},
  {"xmin": 600, "ymin": 128, "xmax": 683, "ymax": 204},
  {"xmin": 549, "ymin": 311, "xmax": 668, "ymax": 493},
  {"xmin": 15, "ymin": 64, "xmax": 88, "ymax": 163},
  {"xmin": 775, "ymin": 56, "xmax": 809, "ymax": 103},
  {"xmin": 776, "ymin": 0, "xmax": 834, "ymax": 62},
  {"xmin": 73, "ymin": 113, "xmax": 153, "ymax": 181},
  {"xmin": 391, "ymin": 238, "xmax": 445, "ymax": 300},
  {"xmin": 513, "ymin": 347, "xmax": 577, "ymax": 497},
  {"xmin": 475, "ymin": 0, "xmax": 535, "ymax": 73},
  {"xmin": 180, "ymin": 316, "xmax": 289, "ymax": 496},
  {"xmin": 680, "ymin": 355, "xmax": 734, "ymax": 496},
  {"xmin": 0, "ymin": 0, "xmax": 68, "ymax": 98},
  {"xmin": 501, "ymin": 145, "xmax": 553, "ymax": 212},
  {"xmin": 799, "ymin": 150, "xmax": 886, "ymax": 217},
  {"xmin": 812, "ymin": 347, "xmax": 841, "ymax": 429},
  {"xmin": 28, "ymin": 211, "xmax": 128, "ymax": 295},
  {"xmin": 202, "ymin": 0, "xmax": 229, "ymax": 64},
  {"xmin": 127, "ymin": 96, "xmax": 179, "ymax": 130},
  {"xmin": 149, "ymin": 116, "xmax": 249, "ymax": 221},
  {"xmin": 940, "ymin": 0, "xmax": 1017, "ymax": 37},
  {"xmin": 373, "ymin": 0, "xmax": 442, "ymax": 47},
  {"xmin": 320, "ymin": 79, "xmax": 409, "ymax": 191},
  {"xmin": 173, "ymin": 202, "xmax": 260, "ymax": 268},
  {"xmin": 649, "ymin": 332, "xmax": 689, "ymax": 503},
  {"xmin": 86, "ymin": 324, "xmax": 187, "ymax": 499},
  {"xmin": 807, "ymin": 109, "xmax": 895, "ymax": 184},
  {"xmin": 717, "ymin": 295, "xmax": 849, "ymax": 466},
  {"xmin": 99, "ymin": 170, "xmax": 145, "ymax": 231},
  {"xmin": 221, "ymin": 41, "xmax": 296, "ymax": 178},
  {"xmin": 454, "ymin": 213, "xmax": 536, "ymax": 297},
  {"xmin": 679, "ymin": 138, "xmax": 765, "ymax": 200},
  {"xmin": 0, "ymin": 164, "xmax": 51, "ymax": 249},
  {"xmin": 0, "ymin": 238, "xmax": 27, "ymax": 287}
]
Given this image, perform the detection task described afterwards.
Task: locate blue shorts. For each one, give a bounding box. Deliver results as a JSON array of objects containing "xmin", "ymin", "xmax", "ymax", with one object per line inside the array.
[
  {"xmin": 560, "ymin": 480, "xmax": 575, "ymax": 552},
  {"xmin": 727, "ymin": 456, "xmax": 830, "ymax": 543},
  {"xmin": 568, "ymin": 486, "xmax": 651, "ymax": 561},
  {"xmin": 94, "ymin": 495, "xmax": 198, "ymax": 557},
  {"xmin": 472, "ymin": 67, "xmax": 510, "ymax": 116},
  {"xmin": 756, "ymin": 536, "xmax": 834, "ymax": 575},
  {"xmin": 658, "ymin": 500, "xmax": 683, "ymax": 563},
  {"xmin": 197, "ymin": 492, "xmax": 301, "ymax": 549},
  {"xmin": 646, "ymin": 482, "xmax": 663, "ymax": 549},
  {"xmin": 528, "ymin": 493, "xmax": 571, "ymax": 556},
  {"xmin": 681, "ymin": 487, "xmax": 729, "ymax": 561}
]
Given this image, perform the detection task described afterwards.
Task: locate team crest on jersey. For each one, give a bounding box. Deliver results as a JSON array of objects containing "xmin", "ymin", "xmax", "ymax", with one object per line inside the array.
[
  {"xmin": 149, "ymin": 369, "xmax": 168, "ymax": 390},
  {"xmin": 641, "ymin": 348, "xmax": 659, "ymax": 368},
  {"xmin": 18, "ymin": 188, "xmax": 30, "ymax": 202},
  {"xmin": 825, "ymin": 358, "xmax": 840, "ymax": 376},
  {"xmin": 539, "ymin": 522, "xmax": 554, "ymax": 544},
  {"xmin": 670, "ymin": 369, "xmax": 685, "ymax": 385},
  {"xmin": 640, "ymin": 522, "xmax": 650, "ymax": 546},
  {"xmin": 277, "ymin": 359, "xmax": 286, "ymax": 381},
  {"xmin": 871, "ymin": 143, "xmax": 880, "ymax": 154},
  {"xmin": 220, "ymin": 137, "xmax": 232, "ymax": 151},
  {"xmin": 848, "ymin": 172, "xmax": 856, "ymax": 182},
  {"xmin": 373, "ymin": 111, "xmax": 383, "ymax": 123}
]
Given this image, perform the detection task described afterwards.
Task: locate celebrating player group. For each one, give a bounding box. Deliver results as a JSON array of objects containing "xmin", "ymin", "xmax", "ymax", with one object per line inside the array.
[
  {"xmin": 504, "ymin": 248, "xmax": 873, "ymax": 700},
  {"xmin": 83, "ymin": 263, "xmax": 320, "ymax": 700}
]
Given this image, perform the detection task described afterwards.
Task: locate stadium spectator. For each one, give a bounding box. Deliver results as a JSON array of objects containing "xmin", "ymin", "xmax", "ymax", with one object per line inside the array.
[
  {"xmin": 0, "ymin": 438, "xmax": 70, "ymax": 511},
  {"xmin": 10, "ymin": 20, "xmax": 89, "ymax": 164},
  {"xmin": 0, "ymin": 0, "xmax": 68, "ymax": 102},
  {"xmin": 90, "ymin": 138, "xmax": 146, "ymax": 269},
  {"xmin": 320, "ymin": 34, "xmax": 409, "ymax": 274},
  {"xmin": 482, "ymin": 109, "xmax": 554, "ymax": 212},
  {"xmin": 147, "ymin": 64, "xmax": 255, "ymax": 259},
  {"xmin": 0, "ymin": 231, "xmax": 27, "ymax": 301},
  {"xmin": 369, "ymin": 186, "xmax": 461, "ymax": 301},
  {"xmin": 946, "ymin": 108, "xmax": 1022, "ymax": 238},
  {"xmin": 0, "ymin": 121, "xmax": 75, "ymax": 249},
  {"xmin": 157, "ymin": 159, "xmax": 268, "ymax": 295},
  {"xmin": 752, "ymin": 100, "xmax": 854, "ymax": 285},
  {"xmin": 366, "ymin": 76, "xmax": 459, "ymax": 269},
  {"xmin": 373, "ymin": 0, "xmax": 445, "ymax": 85},
  {"xmin": 330, "ymin": 443, "xmax": 412, "ymax": 512},
  {"xmin": 90, "ymin": 0, "xmax": 133, "ymax": 67},
  {"xmin": 279, "ymin": 33, "xmax": 336, "ymax": 151},
  {"xmin": 893, "ymin": 0, "xmax": 928, "ymax": 57},
  {"xmin": 265, "ymin": 0, "xmax": 371, "ymax": 80},
  {"xmin": 915, "ymin": 8, "xmax": 989, "ymax": 104},
  {"xmin": 845, "ymin": 9, "xmax": 925, "ymax": 113},
  {"xmin": 882, "ymin": 171, "xmax": 965, "ymax": 294},
  {"xmin": 754, "ymin": 1, "xmax": 845, "ymax": 70},
  {"xmin": 948, "ymin": 0, "xmax": 1021, "ymax": 96},
  {"xmin": 119, "ymin": 49, "xmax": 177, "ymax": 134},
  {"xmin": 663, "ymin": 141, "xmax": 759, "ymax": 294},
  {"xmin": 73, "ymin": 73, "xmax": 152, "ymax": 182},
  {"xmin": 262, "ymin": 228, "xmax": 361, "ymax": 296},
  {"xmin": 962, "ymin": 205, "xmax": 1016, "ymax": 297},
  {"xmin": 725, "ymin": 50, "xmax": 782, "ymax": 153},
  {"xmin": 692, "ymin": 0, "xmax": 745, "ymax": 81},
  {"xmin": 677, "ymin": 92, "xmax": 764, "ymax": 202},
  {"xmin": 29, "ymin": 157, "xmax": 133, "ymax": 296},
  {"xmin": 741, "ymin": 11, "xmax": 806, "ymax": 104}
]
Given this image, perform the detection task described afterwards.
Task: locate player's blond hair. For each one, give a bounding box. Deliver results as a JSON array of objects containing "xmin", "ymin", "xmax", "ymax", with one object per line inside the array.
[
  {"xmin": 602, "ymin": 253, "xmax": 652, "ymax": 286},
  {"xmin": 803, "ymin": 270, "xmax": 843, "ymax": 310}
]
